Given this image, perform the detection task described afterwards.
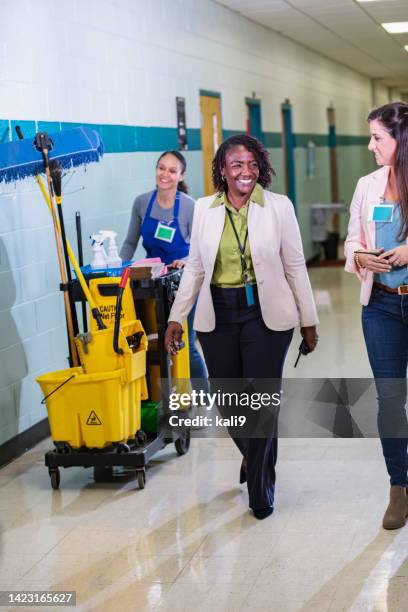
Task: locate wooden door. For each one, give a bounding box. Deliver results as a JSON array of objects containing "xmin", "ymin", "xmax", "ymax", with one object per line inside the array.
[{"xmin": 200, "ymin": 94, "xmax": 222, "ymax": 195}]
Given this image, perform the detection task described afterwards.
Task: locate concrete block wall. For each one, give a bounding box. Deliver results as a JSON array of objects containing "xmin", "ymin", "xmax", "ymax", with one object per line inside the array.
[{"xmin": 0, "ymin": 0, "xmax": 387, "ymax": 446}]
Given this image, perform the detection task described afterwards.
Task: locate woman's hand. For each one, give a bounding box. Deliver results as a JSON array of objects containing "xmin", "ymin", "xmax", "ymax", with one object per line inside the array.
[
  {"xmin": 168, "ymin": 259, "xmax": 185, "ymax": 269},
  {"xmin": 380, "ymin": 245, "xmax": 408, "ymax": 267},
  {"xmin": 357, "ymin": 249, "xmax": 391, "ymax": 273},
  {"xmin": 301, "ymin": 326, "xmax": 319, "ymax": 352},
  {"xmin": 164, "ymin": 321, "xmax": 183, "ymax": 355}
]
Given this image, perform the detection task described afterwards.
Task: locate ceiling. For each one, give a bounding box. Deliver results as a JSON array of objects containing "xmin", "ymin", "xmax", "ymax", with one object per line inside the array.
[{"xmin": 216, "ymin": 0, "xmax": 408, "ymax": 92}]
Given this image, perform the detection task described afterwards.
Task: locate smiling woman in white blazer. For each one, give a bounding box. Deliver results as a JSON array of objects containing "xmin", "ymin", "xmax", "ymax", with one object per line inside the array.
[
  {"xmin": 168, "ymin": 187, "xmax": 318, "ymax": 332},
  {"xmin": 165, "ymin": 134, "xmax": 319, "ymax": 520},
  {"xmin": 345, "ymin": 101, "xmax": 408, "ymax": 530}
]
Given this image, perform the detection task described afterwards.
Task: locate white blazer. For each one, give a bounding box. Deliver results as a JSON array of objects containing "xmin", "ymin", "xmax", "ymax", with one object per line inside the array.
[
  {"xmin": 169, "ymin": 189, "xmax": 318, "ymax": 332},
  {"xmin": 344, "ymin": 165, "xmax": 407, "ymax": 305}
]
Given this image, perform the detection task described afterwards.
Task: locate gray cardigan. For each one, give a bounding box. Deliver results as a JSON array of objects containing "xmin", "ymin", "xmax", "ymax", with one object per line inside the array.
[{"xmin": 120, "ymin": 190, "xmax": 195, "ymax": 260}]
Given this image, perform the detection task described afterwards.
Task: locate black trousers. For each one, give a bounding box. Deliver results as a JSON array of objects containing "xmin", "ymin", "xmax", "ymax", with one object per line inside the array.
[{"xmin": 197, "ymin": 286, "xmax": 293, "ymax": 510}]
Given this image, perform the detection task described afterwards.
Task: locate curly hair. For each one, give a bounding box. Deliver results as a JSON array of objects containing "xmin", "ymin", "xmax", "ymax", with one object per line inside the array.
[
  {"xmin": 212, "ymin": 134, "xmax": 275, "ymax": 193},
  {"xmin": 367, "ymin": 101, "xmax": 408, "ymax": 239}
]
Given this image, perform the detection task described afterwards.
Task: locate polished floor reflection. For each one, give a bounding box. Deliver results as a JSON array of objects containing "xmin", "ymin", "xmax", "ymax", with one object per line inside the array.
[{"xmin": 0, "ymin": 269, "xmax": 407, "ymax": 611}]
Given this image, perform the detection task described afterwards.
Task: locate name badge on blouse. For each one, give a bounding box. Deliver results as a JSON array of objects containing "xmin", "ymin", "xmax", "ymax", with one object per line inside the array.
[
  {"xmin": 244, "ymin": 271, "xmax": 255, "ymax": 307},
  {"xmin": 154, "ymin": 221, "xmax": 176, "ymax": 243},
  {"xmin": 369, "ymin": 205, "xmax": 394, "ymax": 223}
]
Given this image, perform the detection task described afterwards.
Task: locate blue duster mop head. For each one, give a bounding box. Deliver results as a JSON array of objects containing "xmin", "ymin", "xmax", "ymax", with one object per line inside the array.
[{"xmin": 0, "ymin": 126, "xmax": 104, "ymax": 183}]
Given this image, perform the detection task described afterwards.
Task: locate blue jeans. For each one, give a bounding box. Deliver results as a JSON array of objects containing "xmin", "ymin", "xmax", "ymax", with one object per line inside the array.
[
  {"xmin": 362, "ymin": 287, "xmax": 408, "ymax": 487},
  {"xmin": 187, "ymin": 302, "xmax": 208, "ymax": 381}
]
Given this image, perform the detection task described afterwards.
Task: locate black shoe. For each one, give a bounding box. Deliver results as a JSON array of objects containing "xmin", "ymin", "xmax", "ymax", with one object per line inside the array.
[
  {"xmin": 239, "ymin": 459, "xmax": 247, "ymax": 484},
  {"xmin": 253, "ymin": 507, "xmax": 274, "ymax": 520}
]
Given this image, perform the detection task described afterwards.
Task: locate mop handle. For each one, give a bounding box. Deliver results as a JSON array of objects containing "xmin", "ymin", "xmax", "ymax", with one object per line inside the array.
[{"xmin": 35, "ymin": 134, "xmax": 79, "ymax": 367}]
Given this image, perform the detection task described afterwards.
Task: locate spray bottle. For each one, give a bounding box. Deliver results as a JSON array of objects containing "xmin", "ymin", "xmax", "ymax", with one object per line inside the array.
[
  {"xmin": 90, "ymin": 234, "xmax": 107, "ymax": 269},
  {"xmin": 99, "ymin": 230, "xmax": 122, "ymax": 268}
]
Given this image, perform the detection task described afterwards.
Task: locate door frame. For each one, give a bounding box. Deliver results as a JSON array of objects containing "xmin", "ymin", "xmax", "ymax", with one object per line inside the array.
[
  {"xmin": 281, "ymin": 100, "xmax": 296, "ymax": 209},
  {"xmin": 199, "ymin": 89, "xmax": 223, "ymax": 196},
  {"xmin": 245, "ymin": 97, "xmax": 263, "ymax": 142}
]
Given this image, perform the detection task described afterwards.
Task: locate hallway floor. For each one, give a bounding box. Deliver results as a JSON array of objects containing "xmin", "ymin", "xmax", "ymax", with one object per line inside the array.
[{"xmin": 1, "ymin": 269, "xmax": 407, "ymax": 611}]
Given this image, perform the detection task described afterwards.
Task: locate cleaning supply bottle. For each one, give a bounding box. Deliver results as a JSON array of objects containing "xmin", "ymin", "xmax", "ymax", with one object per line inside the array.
[
  {"xmin": 90, "ymin": 234, "xmax": 107, "ymax": 269},
  {"xmin": 99, "ymin": 230, "xmax": 122, "ymax": 268}
]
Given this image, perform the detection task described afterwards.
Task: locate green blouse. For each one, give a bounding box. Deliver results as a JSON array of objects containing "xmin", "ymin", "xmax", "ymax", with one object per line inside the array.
[{"xmin": 210, "ymin": 183, "xmax": 264, "ymax": 287}]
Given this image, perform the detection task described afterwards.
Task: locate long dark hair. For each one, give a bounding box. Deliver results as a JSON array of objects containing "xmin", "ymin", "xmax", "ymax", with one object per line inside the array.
[
  {"xmin": 156, "ymin": 150, "xmax": 188, "ymax": 193},
  {"xmin": 367, "ymin": 101, "xmax": 408, "ymax": 238},
  {"xmin": 212, "ymin": 134, "xmax": 275, "ymax": 193}
]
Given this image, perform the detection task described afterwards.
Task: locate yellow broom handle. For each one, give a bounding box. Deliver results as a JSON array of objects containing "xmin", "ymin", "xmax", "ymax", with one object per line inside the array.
[{"xmin": 35, "ymin": 175, "xmax": 98, "ymax": 310}]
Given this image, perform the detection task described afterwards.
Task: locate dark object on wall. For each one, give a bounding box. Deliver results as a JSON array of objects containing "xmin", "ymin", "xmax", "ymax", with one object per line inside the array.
[
  {"xmin": 176, "ymin": 97, "xmax": 188, "ymax": 150},
  {"xmin": 323, "ymin": 232, "xmax": 340, "ymax": 260}
]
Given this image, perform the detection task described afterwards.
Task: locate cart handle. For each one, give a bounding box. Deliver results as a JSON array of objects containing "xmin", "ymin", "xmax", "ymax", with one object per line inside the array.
[
  {"xmin": 113, "ymin": 267, "xmax": 131, "ymax": 355},
  {"xmin": 41, "ymin": 374, "xmax": 76, "ymax": 404}
]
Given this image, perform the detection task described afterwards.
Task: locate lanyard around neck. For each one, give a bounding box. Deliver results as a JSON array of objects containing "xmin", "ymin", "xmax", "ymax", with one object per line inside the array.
[{"xmin": 226, "ymin": 208, "xmax": 248, "ymax": 268}]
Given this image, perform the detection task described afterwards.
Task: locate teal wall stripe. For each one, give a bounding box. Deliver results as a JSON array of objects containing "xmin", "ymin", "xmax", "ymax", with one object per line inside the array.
[
  {"xmin": 0, "ymin": 119, "xmax": 370, "ymax": 152},
  {"xmin": 222, "ymin": 129, "xmax": 243, "ymax": 140},
  {"xmin": 0, "ymin": 120, "xmax": 10, "ymax": 143},
  {"xmin": 10, "ymin": 120, "xmax": 36, "ymax": 140},
  {"xmin": 38, "ymin": 121, "xmax": 61, "ymax": 134},
  {"xmin": 264, "ymin": 132, "xmax": 282, "ymax": 148},
  {"xmin": 187, "ymin": 128, "xmax": 201, "ymax": 150},
  {"xmin": 295, "ymin": 134, "xmax": 328, "ymax": 147},
  {"xmin": 337, "ymin": 135, "xmax": 368, "ymax": 146}
]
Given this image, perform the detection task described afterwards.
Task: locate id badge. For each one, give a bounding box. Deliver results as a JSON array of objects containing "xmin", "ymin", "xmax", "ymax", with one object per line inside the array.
[
  {"xmin": 369, "ymin": 205, "xmax": 394, "ymax": 223},
  {"xmin": 154, "ymin": 221, "xmax": 176, "ymax": 243},
  {"xmin": 243, "ymin": 269, "xmax": 255, "ymax": 307},
  {"xmin": 245, "ymin": 282, "xmax": 255, "ymax": 307}
]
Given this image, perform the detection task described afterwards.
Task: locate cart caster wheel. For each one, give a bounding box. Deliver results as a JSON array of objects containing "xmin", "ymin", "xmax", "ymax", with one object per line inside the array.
[
  {"xmin": 175, "ymin": 430, "xmax": 190, "ymax": 455},
  {"xmin": 49, "ymin": 468, "xmax": 60, "ymax": 490},
  {"xmin": 55, "ymin": 442, "xmax": 71, "ymax": 454},
  {"xmin": 136, "ymin": 430, "xmax": 147, "ymax": 446},
  {"xmin": 116, "ymin": 442, "xmax": 130, "ymax": 453},
  {"xmin": 93, "ymin": 466, "xmax": 113, "ymax": 482},
  {"xmin": 137, "ymin": 470, "xmax": 146, "ymax": 489}
]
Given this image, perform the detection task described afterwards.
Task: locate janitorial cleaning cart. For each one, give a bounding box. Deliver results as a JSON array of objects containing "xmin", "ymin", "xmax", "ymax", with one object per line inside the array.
[
  {"xmin": 38, "ymin": 265, "xmax": 191, "ymax": 490},
  {"xmin": 0, "ymin": 126, "xmax": 190, "ymax": 490}
]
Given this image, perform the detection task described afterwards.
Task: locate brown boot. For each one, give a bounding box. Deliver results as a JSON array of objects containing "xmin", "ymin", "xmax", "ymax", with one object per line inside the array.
[{"xmin": 382, "ymin": 486, "xmax": 408, "ymax": 530}]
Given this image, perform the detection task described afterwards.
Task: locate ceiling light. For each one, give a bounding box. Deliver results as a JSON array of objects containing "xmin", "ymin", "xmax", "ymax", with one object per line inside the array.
[
  {"xmin": 382, "ymin": 22, "xmax": 408, "ymax": 34},
  {"xmin": 405, "ymin": 45, "xmax": 408, "ymax": 52}
]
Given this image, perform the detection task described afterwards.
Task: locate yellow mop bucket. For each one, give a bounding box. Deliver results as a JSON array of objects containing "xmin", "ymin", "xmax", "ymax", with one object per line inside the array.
[
  {"xmin": 75, "ymin": 319, "xmax": 148, "ymax": 383},
  {"xmin": 36, "ymin": 367, "xmax": 139, "ymax": 449}
]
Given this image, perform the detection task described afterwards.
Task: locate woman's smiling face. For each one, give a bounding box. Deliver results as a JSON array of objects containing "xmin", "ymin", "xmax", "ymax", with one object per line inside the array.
[
  {"xmin": 368, "ymin": 119, "xmax": 397, "ymax": 167},
  {"xmin": 156, "ymin": 153, "xmax": 184, "ymax": 191},
  {"xmin": 222, "ymin": 145, "xmax": 260, "ymax": 198}
]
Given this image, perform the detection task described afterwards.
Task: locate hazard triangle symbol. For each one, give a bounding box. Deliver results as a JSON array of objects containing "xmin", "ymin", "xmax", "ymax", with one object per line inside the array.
[{"xmin": 86, "ymin": 411, "xmax": 102, "ymax": 425}]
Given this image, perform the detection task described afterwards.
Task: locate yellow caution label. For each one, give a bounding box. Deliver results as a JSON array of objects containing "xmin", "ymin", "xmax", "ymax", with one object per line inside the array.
[{"xmin": 86, "ymin": 411, "xmax": 102, "ymax": 426}]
